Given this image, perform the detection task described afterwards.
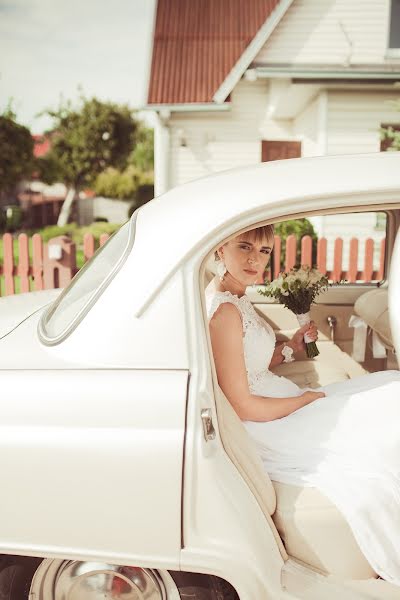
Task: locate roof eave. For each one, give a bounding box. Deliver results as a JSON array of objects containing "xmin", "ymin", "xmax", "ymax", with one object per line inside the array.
[
  {"xmin": 252, "ymin": 66, "xmax": 400, "ymax": 80},
  {"xmin": 141, "ymin": 102, "xmax": 232, "ymax": 113},
  {"xmin": 212, "ymin": 0, "xmax": 295, "ymax": 104}
]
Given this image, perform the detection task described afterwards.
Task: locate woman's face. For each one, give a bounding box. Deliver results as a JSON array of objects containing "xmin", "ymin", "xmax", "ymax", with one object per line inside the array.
[{"xmin": 217, "ymin": 232, "xmax": 273, "ymax": 285}]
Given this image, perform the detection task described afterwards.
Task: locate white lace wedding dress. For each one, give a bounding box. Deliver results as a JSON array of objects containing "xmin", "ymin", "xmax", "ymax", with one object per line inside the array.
[{"xmin": 206, "ymin": 288, "xmax": 400, "ymax": 586}]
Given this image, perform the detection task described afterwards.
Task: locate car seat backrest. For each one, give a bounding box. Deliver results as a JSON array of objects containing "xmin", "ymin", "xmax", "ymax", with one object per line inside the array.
[
  {"xmin": 204, "ymin": 257, "xmax": 287, "ymax": 558},
  {"xmin": 214, "ymin": 384, "xmax": 288, "ymax": 560}
]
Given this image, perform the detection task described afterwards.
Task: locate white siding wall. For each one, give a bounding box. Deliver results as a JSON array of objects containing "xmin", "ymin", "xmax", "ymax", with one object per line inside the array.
[
  {"xmin": 293, "ymin": 93, "xmax": 321, "ymax": 156},
  {"xmin": 255, "ymin": 0, "xmax": 392, "ymax": 65},
  {"xmin": 166, "ymin": 83, "xmax": 396, "ymax": 274},
  {"xmin": 168, "ymin": 80, "xmax": 300, "ymax": 188},
  {"xmin": 311, "ymin": 89, "xmax": 397, "ymax": 268},
  {"xmin": 168, "ymin": 86, "xmax": 400, "ymax": 185},
  {"xmin": 170, "ymin": 88, "xmax": 400, "ymax": 169},
  {"xmin": 169, "ymin": 80, "xmax": 269, "ymax": 187},
  {"xmin": 327, "ymin": 90, "xmax": 400, "ymax": 155}
]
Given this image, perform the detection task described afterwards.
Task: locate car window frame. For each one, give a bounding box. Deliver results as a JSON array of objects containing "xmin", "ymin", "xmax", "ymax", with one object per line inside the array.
[{"xmin": 268, "ymin": 208, "xmax": 391, "ymax": 287}]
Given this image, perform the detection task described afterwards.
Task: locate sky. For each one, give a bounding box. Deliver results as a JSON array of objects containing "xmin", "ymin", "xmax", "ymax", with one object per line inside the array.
[{"xmin": 0, "ymin": 0, "xmax": 157, "ymax": 133}]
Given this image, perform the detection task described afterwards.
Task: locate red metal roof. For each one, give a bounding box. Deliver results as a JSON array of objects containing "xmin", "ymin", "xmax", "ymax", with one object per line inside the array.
[{"xmin": 147, "ymin": 0, "xmax": 281, "ymax": 105}]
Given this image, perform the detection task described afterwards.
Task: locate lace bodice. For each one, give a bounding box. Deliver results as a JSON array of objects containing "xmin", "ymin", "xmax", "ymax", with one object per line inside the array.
[{"xmin": 206, "ymin": 290, "xmax": 277, "ymax": 390}]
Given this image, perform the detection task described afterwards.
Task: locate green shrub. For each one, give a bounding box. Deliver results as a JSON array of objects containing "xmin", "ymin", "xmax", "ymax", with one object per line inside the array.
[
  {"xmin": 94, "ymin": 165, "xmax": 140, "ymax": 200},
  {"xmin": 94, "ymin": 165, "xmax": 154, "ymax": 205},
  {"xmin": 31, "ymin": 223, "xmax": 78, "ymax": 242},
  {"xmin": 380, "ymin": 102, "xmax": 400, "ymax": 151}
]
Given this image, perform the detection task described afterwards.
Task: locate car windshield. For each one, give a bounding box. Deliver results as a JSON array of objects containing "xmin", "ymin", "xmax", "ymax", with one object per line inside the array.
[{"xmin": 39, "ymin": 215, "xmax": 136, "ymax": 344}]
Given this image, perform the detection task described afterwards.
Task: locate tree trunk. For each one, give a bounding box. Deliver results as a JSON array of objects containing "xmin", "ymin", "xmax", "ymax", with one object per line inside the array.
[{"xmin": 57, "ymin": 186, "xmax": 76, "ymax": 227}]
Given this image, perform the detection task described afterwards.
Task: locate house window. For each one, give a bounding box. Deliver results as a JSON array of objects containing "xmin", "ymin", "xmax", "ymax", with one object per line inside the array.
[{"xmin": 388, "ymin": 0, "xmax": 400, "ymax": 51}]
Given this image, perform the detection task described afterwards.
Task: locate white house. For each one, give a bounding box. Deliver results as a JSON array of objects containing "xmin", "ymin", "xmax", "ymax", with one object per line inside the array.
[{"xmin": 144, "ymin": 0, "xmax": 400, "ymax": 270}]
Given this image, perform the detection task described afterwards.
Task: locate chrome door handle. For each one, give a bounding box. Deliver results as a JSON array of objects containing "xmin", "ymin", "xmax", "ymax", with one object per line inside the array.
[
  {"xmin": 327, "ymin": 315, "xmax": 337, "ymax": 342},
  {"xmin": 201, "ymin": 408, "xmax": 216, "ymax": 442}
]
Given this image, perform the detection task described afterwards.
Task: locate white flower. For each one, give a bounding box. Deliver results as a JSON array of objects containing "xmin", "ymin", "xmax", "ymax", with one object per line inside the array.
[
  {"xmin": 297, "ymin": 270, "xmax": 308, "ymax": 282},
  {"xmin": 269, "ymin": 274, "xmax": 285, "ymax": 291}
]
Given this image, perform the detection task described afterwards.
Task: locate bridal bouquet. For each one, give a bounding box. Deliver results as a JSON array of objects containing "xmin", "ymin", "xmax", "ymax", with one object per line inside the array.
[{"xmin": 258, "ymin": 266, "xmax": 336, "ymax": 358}]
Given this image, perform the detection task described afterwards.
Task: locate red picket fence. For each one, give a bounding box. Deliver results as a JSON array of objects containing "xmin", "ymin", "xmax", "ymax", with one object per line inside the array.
[
  {"xmin": 267, "ymin": 234, "xmax": 386, "ymax": 283},
  {"xmin": 0, "ymin": 232, "xmax": 110, "ymax": 296},
  {"xmin": 0, "ymin": 233, "xmax": 386, "ymax": 296}
]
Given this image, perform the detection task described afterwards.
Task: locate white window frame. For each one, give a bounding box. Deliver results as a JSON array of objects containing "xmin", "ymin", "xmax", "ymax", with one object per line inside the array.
[{"xmin": 386, "ymin": 0, "xmax": 400, "ymax": 57}]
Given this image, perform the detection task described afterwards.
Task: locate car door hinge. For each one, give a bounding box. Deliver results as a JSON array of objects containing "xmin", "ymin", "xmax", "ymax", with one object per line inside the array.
[{"xmin": 201, "ymin": 408, "xmax": 216, "ymax": 442}]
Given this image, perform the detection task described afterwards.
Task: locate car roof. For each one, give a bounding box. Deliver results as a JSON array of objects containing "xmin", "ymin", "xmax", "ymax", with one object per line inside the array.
[{"xmin": 129, "ymin": 153, "xmax": 400, "ymax": 316}]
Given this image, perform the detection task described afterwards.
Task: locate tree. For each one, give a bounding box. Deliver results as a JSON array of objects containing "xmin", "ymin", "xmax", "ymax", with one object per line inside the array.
[
  {"xmin": 38, "ymin": 95, "xmax": 139, "ymax": 225},
  {"xmin": 94, "ymin": 123, "xmax": 154, "ymax": 207},
  {"xmin": 0, "ymin": 103, "xmax": 34, "ymax": 203},
  {"xmin": 127, "ymin": 126, "xmax": 154, "ymax": 172}
]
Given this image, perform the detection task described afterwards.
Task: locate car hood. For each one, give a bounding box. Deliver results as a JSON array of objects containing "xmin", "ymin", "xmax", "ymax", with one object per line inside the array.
[{"xmin": 0, "ymin": 289, "xmax": 62, "ymax": 338}]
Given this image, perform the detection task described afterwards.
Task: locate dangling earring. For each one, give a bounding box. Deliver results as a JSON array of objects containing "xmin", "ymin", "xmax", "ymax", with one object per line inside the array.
[{"xmin": 217, "ymin": 261, "xmax": 227, "ymax": 282}]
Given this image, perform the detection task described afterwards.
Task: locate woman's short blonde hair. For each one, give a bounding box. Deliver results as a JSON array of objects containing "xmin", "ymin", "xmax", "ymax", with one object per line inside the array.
[{"xmin": 214, "ymin": 224, "xmax": 275, "ymax": 261}]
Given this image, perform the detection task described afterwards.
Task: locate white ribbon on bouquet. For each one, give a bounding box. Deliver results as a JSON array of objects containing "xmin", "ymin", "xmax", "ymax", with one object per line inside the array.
[{"xmin": 296, "ymin": 311, "xmax": 313, "ymax": 343}]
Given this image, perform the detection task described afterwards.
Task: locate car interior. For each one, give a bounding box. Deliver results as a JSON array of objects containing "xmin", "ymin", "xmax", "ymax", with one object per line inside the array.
[{"xmin": 201, "ymin": 206, "xmax": 400, "ymax": 595}]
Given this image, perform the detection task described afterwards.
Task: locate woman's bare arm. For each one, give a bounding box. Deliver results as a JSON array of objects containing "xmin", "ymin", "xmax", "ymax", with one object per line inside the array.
[{"xmin": 209, "ymin": 303, "xmax": 323, "ymax": 422}]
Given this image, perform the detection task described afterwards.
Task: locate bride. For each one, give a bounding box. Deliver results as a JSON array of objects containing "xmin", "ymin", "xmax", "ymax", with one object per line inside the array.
[{"xmin": 205, "ymin": 224, "xmax": 400, "ymax": 586}]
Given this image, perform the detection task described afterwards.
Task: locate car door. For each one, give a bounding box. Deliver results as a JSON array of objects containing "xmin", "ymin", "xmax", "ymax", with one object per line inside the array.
[{"xmin": 0, "ymin": 367, "xmax": 188, "ymax": 566}]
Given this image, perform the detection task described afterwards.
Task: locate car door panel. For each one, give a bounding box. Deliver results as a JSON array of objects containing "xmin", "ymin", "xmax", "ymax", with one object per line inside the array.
[{"xmin": 0, "ymin": 369, "xmax": 188, "ymax": 566}]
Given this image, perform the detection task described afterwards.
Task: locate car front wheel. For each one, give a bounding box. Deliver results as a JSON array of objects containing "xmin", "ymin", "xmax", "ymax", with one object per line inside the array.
[{"xmin": 24, "ymin": 558, "xmax": 239, "ymax": 599}]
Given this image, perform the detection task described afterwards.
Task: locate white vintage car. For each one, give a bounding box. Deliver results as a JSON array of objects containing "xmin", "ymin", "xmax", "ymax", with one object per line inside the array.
[{"xmin": 0, "ymin": 153, "xmax": 399, "ymax": 600}]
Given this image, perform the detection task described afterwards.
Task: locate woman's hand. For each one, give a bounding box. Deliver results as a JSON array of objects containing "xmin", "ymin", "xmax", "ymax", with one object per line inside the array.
[{"xmin": 290, "ymin": 320, "xmax": 318, "ymax": 353}]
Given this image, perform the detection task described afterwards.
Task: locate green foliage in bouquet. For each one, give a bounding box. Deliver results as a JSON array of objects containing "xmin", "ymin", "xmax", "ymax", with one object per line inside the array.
[{"xmin": 259, "ymin": 266, "xmax": 331, "ymax": 313}]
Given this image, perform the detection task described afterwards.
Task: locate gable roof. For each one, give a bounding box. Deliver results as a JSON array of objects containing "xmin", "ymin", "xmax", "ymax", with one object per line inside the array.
[{"xmin": 147, "ymin": 0, "xmax": 292, "ymax": 106}]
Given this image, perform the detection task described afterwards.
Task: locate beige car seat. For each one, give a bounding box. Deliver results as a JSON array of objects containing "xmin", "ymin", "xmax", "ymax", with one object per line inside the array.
[{"xmin": 354, "ymin": 288, "xmax": 394, "ymax": 351}]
